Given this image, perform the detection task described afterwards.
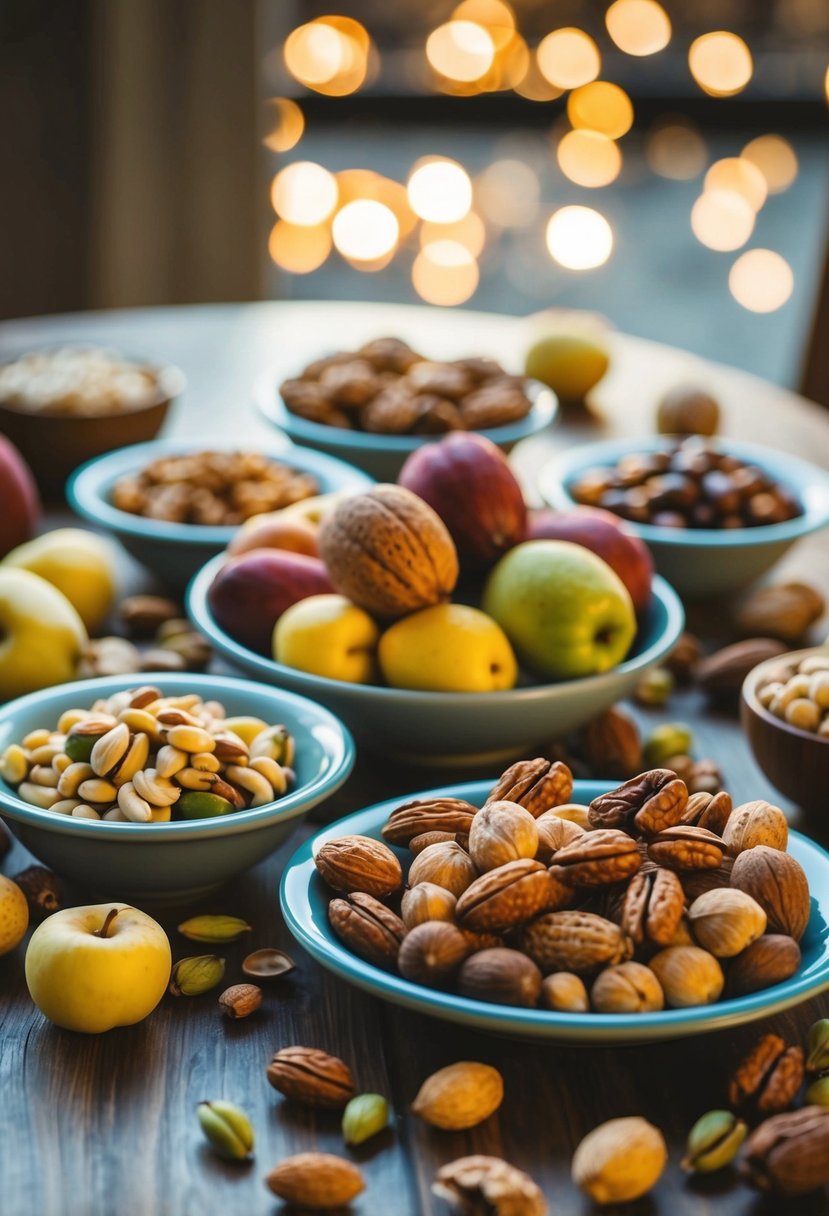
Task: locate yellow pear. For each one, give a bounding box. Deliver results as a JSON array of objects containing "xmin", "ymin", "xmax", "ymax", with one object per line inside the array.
[{"xmin": 2, "ymin": 527, "xmax": 116, "ymax": 632}]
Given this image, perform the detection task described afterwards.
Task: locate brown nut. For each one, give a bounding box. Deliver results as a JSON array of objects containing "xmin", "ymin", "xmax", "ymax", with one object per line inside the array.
[
  {"xmin": 400, "ymin": 882, "xmax": 457, "ymax": 929},
  {"xmin": 457, "ymin": 947, "xmax": 543, "ymax": 1008},
  {"xmin": 468, "ymin": 801, "xmax": 539, "ymax": 872},
  {"xmin": 534, "ymin": 813, "xmax": 585, "ymax": 863},
  {"xmin": 314, "ymin": 834, "xmax": 403, "ymax": 897},
  {"xmin": 726, "ymin": 935, "xmax": 801, "ymax": 997},
  {"xmin": 591, "ymin": 961, "xmax": 664, "ymax": 1013},
  {"xmin": 648, "ymin": 945, "xmax": 724, "ymax": 1007},
  {"xmin": 486, "ymin": 758, "xmax": 573, "ymax": 816},
  {"xmin": 432, "ymin": 1155, "xmax": 547, "ymax": 1216},
  {"xmin": 398, "ymin": 920, "xmax": 469, "ymax": 986},
  {"xmin": 687, "ymin": 888, "xmax": 767, "ymax": 957},
  {"xmin": 730, "ymin": 846, "xmax": 810, "ymax": 941},
  {"xmin": 410, "ymin": 830, "xmax": 461, "ymax": 854},
  {"xmin": 119, "ymin": 594, "xmax": 182, "ymax": 637},
  {"xmin": 647, "ymin": 824, "xmax": 724, "ymax": 871},
  {"xmin": 680, "ymin": 790, "xmax": 733, "ymax": 834},
  {"xmin": 678, "ymin": 858, "xmax": 734, "ymax": 901},
  {"xmin": 588, "ymin": 769, "xmax": 688, "ymax": 836},
  {"xmin": 619, "ymin": 867, "xmax": 685, "ymax": 947},
  {"xmin": 541, "ymin": 972, "xmax": 590, "ymax": 1012},
  {"xmin": 548, "ymin": 828, "xmax": 641, "ymax": 887},
  {"xmin": 728, "ymin": 1033, "xmax": 805, "ymax": 1118},
  {"xmin": 412, "ymin": 1061, "xmax": 504, "ymax": 1130},
  {"xmin": 265, "ymin": 1152, "xmax": 365, "ymax": 1208},
  {"xmin": 697, "ymin": 638, "xmax": 788, "ymax": 697},
  {"xmin": 266, "ymin": 1046, "xmax": 355, "ymax": 1109},
  {"xmin": 218, "ymin": 983, "xmax": 262, "ymax": 1019},
  {"xmin": 740, "ymin": 1107, "xmax": 829, "ymax": 1196},
  {"xmin": 520, "ymin": 911, "xmax": 632, "ymax": 975},
  {"xmin": 408, "ymin": 841, "xmax": 478, "ymax": 897},
  {"xmin": 328, "ymin": 891, "xmax": 407, "ymax": 969},
  {"xmin": 455, "ymin": 859, "xmax": 567, "ymax": 933},
  {"xmin": 580, "ymin": 706, "xmax": 644, "ymax": 779},
  {"xmin": 722, "ymin": 800, "xmax": 788, "ymax": 854},
  {"xmin": 734, "ymin": 582, "xmax": 824, "ymax": 644},
  {"xmin": 382, "ymin": 796, "xmax": 477, "ymax": 845}
]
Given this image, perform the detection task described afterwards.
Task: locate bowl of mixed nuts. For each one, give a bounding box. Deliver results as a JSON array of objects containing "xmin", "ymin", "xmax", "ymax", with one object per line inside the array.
[
  {"xmin": 539, "ymin": 436, "xmax": 829, "ymax": 599},
  {"xmin": 280, "ymin": 765, "xmax": 829, "ymax": 1041},
  {"xmin": 0, "ymin": 673, "xmax": 354, "ymax": 904},
  {"xmin": 254, "ymin": 336, "xmax": 558, "ymax": 480},
  {"xmin": 67, "ymin": 437, "xmax": 373, "ymax": 588}
]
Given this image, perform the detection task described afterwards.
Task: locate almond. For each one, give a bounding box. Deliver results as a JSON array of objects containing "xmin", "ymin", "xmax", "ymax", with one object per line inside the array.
[
  {"xmin": 265, "ymin": 1152, "xmax": 365, "ymax": 1208},
  {"xmin": 411, "ymin": 1061, "xmax": 503, "ymax": 1130}
]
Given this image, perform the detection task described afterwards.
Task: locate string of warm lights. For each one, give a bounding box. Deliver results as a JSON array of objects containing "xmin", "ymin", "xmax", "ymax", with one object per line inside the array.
[{"xmin": 263, "ymin": 3, "xmax": 825, "ymax": 314}]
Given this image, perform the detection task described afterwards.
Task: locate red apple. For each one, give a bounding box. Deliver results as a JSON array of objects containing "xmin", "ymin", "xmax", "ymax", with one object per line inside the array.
[
  {"xmin": 207, "ymin": 548, "xmax": 333, "ymax": 654},
  {"xmin": 398, "ymin": 433, "xmax": 527, "ymax": 566},
  {"xmin": 0, "ymin": 434, "xmax": 40, "ymax": 558},
  {"xmin": 227, "ymin": 513, "xmax": 318, "ymax": 558},
  {"xmin": 527, "ymin": 506, "xmax": 653, "ymax": 616}
]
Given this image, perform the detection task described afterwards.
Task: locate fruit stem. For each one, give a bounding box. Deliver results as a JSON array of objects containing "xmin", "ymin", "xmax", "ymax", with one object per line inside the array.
[{"xmin": 95, "ymin": 908, "xmax": 120, "ymax": 938}]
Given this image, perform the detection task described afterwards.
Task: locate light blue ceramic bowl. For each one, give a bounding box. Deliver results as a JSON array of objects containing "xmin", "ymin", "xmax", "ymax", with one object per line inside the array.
[
  {"xmin": 538, "ymin": 436, "xmax": 829, "ymax": 600},
  {"xmin": 254, "ymin": 369, "xmax": 559, "ymax": 481},
  {"xmin": 0, "ymin": 673, "xmax": 354, "ymax": 907},
  {"xmin": 281, "ymin": 779, "xmax": 829, "ymax": 1043},
  {"xmin": 187, "ymin": 558, "xmax": 684, "ymax": 765},
  {"xmin": 67, "ymin": 436, "xmax": 374, "ymax": 590}
]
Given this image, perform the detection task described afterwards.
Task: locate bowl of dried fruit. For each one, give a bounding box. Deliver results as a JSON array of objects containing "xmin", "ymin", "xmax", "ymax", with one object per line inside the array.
[
  {"xmin": 280, "ymin": 765, "xmax": 829, "ymax": 1042},
  {"xmin": 0, "ymin": 346, "xmax": 186, "ymax": 498},
  {"xmin": 741, "ymin": 646, "xmax": 829, "ymax": 815},
  {"xmin": 0, "ymin": 673, "xmax": 354, "ymax": 905},
  {"xmin": 539, "ymin": 436, "xmax": 829, "ymax": 600},
  {"xmin": 254, "ymin": 336, "xmax": 558, "ymax": 481},
  {"xmin": 67, "ymin": 437, "xmax": 374, "ymax": 589}
]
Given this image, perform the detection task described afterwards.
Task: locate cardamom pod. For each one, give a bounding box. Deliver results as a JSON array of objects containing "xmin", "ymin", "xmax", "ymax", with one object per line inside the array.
[
  {"xmin": 197, "ymin": 1100, "xmax": 254, "ymax": 1160},
  {"xmin": 177, "ymin": 915, "xmax": 251, "ymax": 943},
  {"xmin": 169, "ymin": 954, "xmax": 226, "ymax": 996},
  {"xmin": 807, "ymin": 1019, "xmax": 829, "ymax": 1072},
  {"xmin": 342, "ymin": 1093, "xmax": 390, "ymax": 1146},
  {"xmin": 682, "ymin": 1110, "xmax": 748, "ymax": 1172}
]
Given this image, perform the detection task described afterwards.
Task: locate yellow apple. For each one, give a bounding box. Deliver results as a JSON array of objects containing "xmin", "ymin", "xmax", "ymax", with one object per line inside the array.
[
  {"xmin": 0, "ymin": 568, "xmax": 87, "ymax": 699},
  {"xmin": 274, "ymin": 593, "xmax": 380, "ymax": 683},
  {"xmin": 2, "ymin": 527, "xmax": 117, "ymax": 632},
  {"xmin": 379, "ymin": 603, "xmax": 517, "ymax": 693},
  {"xmin": 25, "ymin": 903, "xmax": 171, "ymax": 1033}
]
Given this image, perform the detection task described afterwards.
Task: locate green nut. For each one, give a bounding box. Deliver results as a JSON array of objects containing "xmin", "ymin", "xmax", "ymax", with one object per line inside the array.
[
  {"xmin": 197, "ymin": 1100, "xmax": 254, "ymax": 1160},
  {"xmin": 178, "ymin": 915, "xmax": 251, "ymax": 944},
  {"xmin": 644, "ymin": 722, "xmax": 694, "ymax": 767},
  {"xmin": 681, "ymin": 1110, "xmax": 748, "ymax": 1173},
  {"xmin": 342, "ymin": 1093, "xmax": 390, "ymax": 1146},
  {"xmin": 634, "ymin": 668, "xmax": 675, "ymax": 708},
  {"xmin": 804, "ymin": 1075, "xmax": 829, "ymax": 1108},
  {"xmin": 177, "ymin": 791, "xmax": 234, "ymax": 819},
  {"xmin": 169, "ymin": 954, "xmax": 226, "ymax": 996},
  {"xmin": 807, "ymin": 1019, "xmax": 829, "ymax": 1072},
  {"xmin": 64, "ymin": 730, "xmax": 103, "ymax": 763}
]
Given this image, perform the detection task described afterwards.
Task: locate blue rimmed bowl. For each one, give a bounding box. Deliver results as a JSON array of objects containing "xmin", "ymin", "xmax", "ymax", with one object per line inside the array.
[
  {"xmin": 0, "ymin": 673, "xmax": 354, "ymax": 907},
  {"xmin": 67, "ymin": 437, "xmax": 374, "ymax": 590},
  {"xmin": 281, "ymin": 779, "xmax": 829, "ymax": 1043},
  {"xmin": 538, "ymin": 437, "xmax": 829, "ymax": 600},
  {"xmin": 254, "ymin": 369, "xmax": 558, "ymax": 481},
  {"xmin": 187, "ymin": 557, "xmax": 684, "ymax": 766}
]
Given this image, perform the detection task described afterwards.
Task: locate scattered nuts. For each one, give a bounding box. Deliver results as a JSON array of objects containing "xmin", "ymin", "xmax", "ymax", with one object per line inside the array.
[
  {"xmin": 265, "ymin": 1152, "xmax": 365, "ymax": 1209},
  {"xmin": 740, "ymin": 1107, "xmax": 829, "ymax": 1195},
  {"xmin": 433, "ymin": 1155, "xmax": 547, "ymax": 1216},
  {"xmin": 342, "ymin": 1093, "xmax": 390, "ymax": 1146},
  {"xmin": 218, "ymin": 983, "xmax": 262, "ymax": 1019},
  {"xmin": 682, "ymin": 1109, "xmax": 747, "ymax": 1173},
  {"xmin": 572, "ymin": 1116, "xmax": 667, "ymax": 1204},
  {"xmin": 266, "ymin": 1046, "xmax": 355, "ymax": 1109},
  {"xmin": 196, "ymin": 1100, "xmax": 254, "ymax": 1161},
  {"xmin": 411, "ymin": 1061, "xmax": 504, "ymax": 1130},
  {"xmin": 729, "ymin": 1033, "xmax": 805, "ymax": 1117}
]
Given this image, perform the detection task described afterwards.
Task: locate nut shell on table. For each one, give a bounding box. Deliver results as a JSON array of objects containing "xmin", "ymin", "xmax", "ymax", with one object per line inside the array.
[
  {"xmin": 398, "ymin": 920, "xmax": 469, "ymax": 986},
  {"xmin": 314, "ymin": 834, "xmax": 403, "ymax": 897},
  {"xmin": 328, "ymin": 891, "xmax": 407, "ymax": 969},
  {"xmin": 591, "ymin": 962, "xmax": 664, "ymax": 1013},
  {"xmin": 520, "ymin": 911, "xmax": 632, "ymax": 975},
  {"xmin": 729, "ymin": 1033, "xmax": 805, "ymax": 1117},
  {"xmin": 265, "ymin": 1152, "xmax": 365, "ymax": 1208},
  {"xmin": 401, "ymin": 882, "xmax": 457, "ymax": 929},
  {"xmin": 468, "ymin": 800, "xmax": 539, "ymax": 871},
  {"xmin": 648, "ymin": 945, "xmax": 724, "ymax": 1007},
  {"xmin": 412, "ymin": 1061, "xmax": 503, "ymax": 1130},
  {"xmin": 730, "ymin": 846, "xmax": 810, "ymax": 941},
  {"xmin": 457, "ymin": 947, "xmax": 543, "ymax": 1008},
  {"xmin": 455, "ymin": 859, "xmax": 567, "ymax": 933},
  {"xmin": 486, "ymin": 758, "xmax": 573, "ymax": 816},
  {"xmin": 549, "ymin": 828, "xmax": 641, "ymax": 887},
  {"xmin": 588, "ymin": 769, "xmax": 688, "ymax": 836},
  {"xmin": 687, "ymin": 888, "xmax": 767, "ymax": 958},
  {"xmin": 619, "ymin": 867, "xmax": 685, "ymax": 947},
  {"xmin": 408, "ymin": 840, "xmax": 478, "ymax": 897},
  {"xmin": 382, "ymin": 796, "xmax": 477, "ymax": 845},
  {"xmin": 266, "ymin": 1046, "xmax": 356, "ymax": 1109},
  {"xmin": 722, "ymin": 800, "xmax": 788, "ymax": 854},
  {"xmin": 432, "ymin": 1155, "xmax": 548, "ymax": 1216},
  {"xmin": 727, "ymin": 935, "xmax": 801, "ymax": 997},
  {"xmin": 647, "ymin": 824, "xmax": 724, "ymax": 871},
  {"xmin": 740, "ymin": 1106, "xmax": 829, "ymax": 1196}
]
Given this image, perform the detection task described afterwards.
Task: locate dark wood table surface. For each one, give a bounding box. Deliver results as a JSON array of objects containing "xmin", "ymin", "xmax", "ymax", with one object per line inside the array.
[{"xmin": 1, "ymin": 302, "xmax": 828, "ymax": 1216}]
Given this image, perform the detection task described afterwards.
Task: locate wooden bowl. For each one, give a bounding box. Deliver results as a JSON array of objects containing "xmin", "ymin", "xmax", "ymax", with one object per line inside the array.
[{"xmin": 741, "ymin": 646, "xmax": 829, "ymax": 814}]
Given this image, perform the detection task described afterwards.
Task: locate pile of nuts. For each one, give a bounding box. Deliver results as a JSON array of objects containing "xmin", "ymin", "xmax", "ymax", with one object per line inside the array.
[
  {"xmin": 756, "ymin": 649, "xmax": 829, "ymax": 735},
  {"xmin": 569, "ymin": 436, "xmax": 802, "ymax": 529},
  {"xmin": 280, "ymin": 336, "xmax": 534, "ymax": 434},
  {"xmin": 0, "ymin": 346, "xmax": 164, "ymax": 415},
  {"xmin": 77, "ymin": 595, "xmax": 213, "ymax": 678},
  {"xmin": 0, "ymin": 686, "xmax": 295, "ymax": 822},
  {"xmin": 314, "ymin": 758, "xmax": 811, "ymax": 1014},
  {"xmin": 111, "ymin": 450, "xmax": 319, "ymax": 525}
]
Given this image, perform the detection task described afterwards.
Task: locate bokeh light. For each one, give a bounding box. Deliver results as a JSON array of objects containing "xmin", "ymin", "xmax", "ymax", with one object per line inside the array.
[
  {"xmin": 545, "ymin": 206, "xmax": 613, "ymax": 269},
  {"xmin": 537, "ymin": 28, "xmax": 601, "ymax": 89},
  {"xmin": 605, "ymin": 0, "xmax": 671, "ymax": 55},
  {"xmin": 704, "ymin": 158, "xmax": 767, "ymax": 212},
  {"xmin": 567, "ymin": 82, "xmax": 634, "ymax": 139},
  {"xmin": 452, "ymin": 0, "xmax": 515, "ymax": 48},
  {"xmin": 513, "ymin": 50, "xmax": 564, "ymax": 100},
  {"xmin": 268, "ymin": 221, "xmax": 332, "ymax": 274},
  {"xmin": 334, "ymin": 170, "xmax": 418, "ymax": 238},
  {"xmin": 691, "ymin": 190, "xmax": 755, "ymax": 251},
  {"xmin": 332, "ymin": 200, "xmax": 399, "ymax": 265},
  {"xmin": 420, "ymin": 212, "xmax": 487, "ymax": 257},
  {"xmin": 270, "ymin": 162, "xmax": 338, "ymax": 225},
  {"xmin": 556, "ymin": 130, "xmax": 622, "ymax": 188},
  {"xmin": 262, "ymin": 98, "xmax": 305, "ymax": 153},
  {"xmin": 283, "ymin": 17, "xmax": 371, "ymax": 96},
  {"xmin": 426, "ymin": 21, "xmax": 495, "ymax": 83},
  {"xmin": 688, "ymin": 32, "xmax": 753, "ymax": 97},
  {"xmin": 475, "ymin": 159, "xmax": 541, "ymax": 227},
  {"xmin": 412, "ymin": 241, "xmax": 480, "ymax": 305},
  {"xmin": 407, "ymin": 158, "xmax": 473, "ymax": 223},
  {"xmin": 729, "ymin": 249, "xmax": 794, "ymax": 312},
  {"xmin": 646, "ymin": 117, "xmax": 707, "ymax": 179},
  {"xmin": 741, "ymin": 135, "xmax": 799, "ymax": 194}
]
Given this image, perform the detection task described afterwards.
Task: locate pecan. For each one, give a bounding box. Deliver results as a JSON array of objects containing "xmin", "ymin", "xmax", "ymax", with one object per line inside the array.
[
  {"xmin": 266, "ymin": 1046, "xmax": 356, "ymax": 1109},
  {"xmin": 588, "ymin": 769, "xmax": 688, "ymax": 837},
  {"xmin": 455, "ymin": 859, "xmax": 567, "ymax": 933},
  {"xmin": 619, "ymin": 868, "xmax": 685, "ymax": 947},
  {"xmin": 647, "ymin": 825, "xmax": 724, "ymax": 871},
  {"xmin": 382, "ymin": 797, "xmax": 477, "ymax": 845},
  {"xmin": 728, "ymin": 1034, "xmax": 805, "ymax": 1118},
  {"xmin": 548, "ymin": 829, "xmax": 641, "ymax": 887},
  {"xmin": 486, "ymin": 759, "xmax": 573, "ymax": 817},
  {"xmin": 432, "ymin": 1154, "xmax": 547, "ymax": 1216},
  {"xmin": 520, "ymin": 911, "xmax": 632, "ymax": 975},
  {"xmin": 328, "ymin": 892, "xmax": 407, "ymax": 969},
  {"xmin": 740, "ymin": 1107, "xmax": 829, "ymax": 1195},
  {"xmin": 680, "ymin": 790, "xmax": 733, "ymax": 834},
  {"xmin": 314, "ymin": 834, "xmax": 403, "ymax": 897}
]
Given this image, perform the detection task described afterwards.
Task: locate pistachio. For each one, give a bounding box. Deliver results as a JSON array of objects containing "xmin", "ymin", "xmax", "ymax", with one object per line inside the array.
[
  {"xmin": 572, "ymin": 1116, "xmax": 667, "ymax": 1204},
  {"xmin": 687, "ymin": 888, "xmax": 767, "ymax": 957},
  {"xmin": 177, "ymin": 791, "xmax": 234, "ymax": 819},
  {"xmin": 411, "ymin": 1061, "xmax": 503, "ymax": 1130},
  {"xmin": 218, "ymin": 983, "xmax": 263, "ymax": 1019},
  {"xmin": 433, "ymin": 1155, "xmax": 547, "ymax": 1216},
  {"xmin": 541, "ymin": 972, "xmax": 589, "ymax": 1013},
  {"xmin": 807, "ymin": 1019, "xmax": 829, "ymax": 1071},
  {"xmin": 169, "ymin": 954, "xmax": 226, "ymax": 996},
  {"xmin": 804, "ymin": 1076, "xmax": 829, "ymax": 1107},
  {"xmin": 342, "ymin": 1093, "xmax": 390, "ymax": 1145},
  {"xmin": 633, "ymin": 667, "xmax": 675, "ymax": 707},
  {"xmin": 89, "ymin": 723, "xmax": 130, "ymax": 778},
  {"xmin": 681, "ymin": 1110, "xmax": 748, "ymax": 1173},
  {"xmin": 643, "ymin": 723, "xmax": 693, "ymax": 767},
  {"xmin": 177, "ymin": 915, "xmax": 251, "ymax": 944},
  {"xmin": 265, "ymin": 1152, "xmax": 365, "ymax": 1209},
  {"xmin": 197, "ymin": 1100, "xmax": 254, "ymax": 1160}
]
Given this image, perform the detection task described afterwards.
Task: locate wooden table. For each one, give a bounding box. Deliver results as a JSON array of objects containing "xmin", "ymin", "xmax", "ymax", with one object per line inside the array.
[{"xmin": 1, "ymin": 303, "xmax": 828, "ymax": 1216}]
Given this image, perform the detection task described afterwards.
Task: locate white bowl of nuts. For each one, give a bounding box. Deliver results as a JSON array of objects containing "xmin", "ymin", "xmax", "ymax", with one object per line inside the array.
[
  {"xmin": 280, "ymin": 766, "xmax": 829, "ymax": 1042},
  {"xmin": 67, "ymin": 437, "xmax": 373, "ymax": 589},
  {"xmin": 0, "ymin": 673, "xmax": 354, "ymax": 905}
]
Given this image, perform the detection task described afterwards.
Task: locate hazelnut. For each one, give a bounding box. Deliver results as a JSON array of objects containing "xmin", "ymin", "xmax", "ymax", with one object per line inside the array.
[
  {"xmin": 468, "ymin": 800, "xmax": 538, "ymax": 872},
  {"xmin": 591, "ymin": 962, "xmax": 664, "ymax": 1013},
  {"xmin": 397, "ymin": 921, "xmax": 469, "ymax": 986},
  {"xmin": 687, "ymin": 888, "xmax": 767, "ymax": 957},
  {"xmin": 648, "ymin": 945, "xmax": 724, "ymax": 1008}
]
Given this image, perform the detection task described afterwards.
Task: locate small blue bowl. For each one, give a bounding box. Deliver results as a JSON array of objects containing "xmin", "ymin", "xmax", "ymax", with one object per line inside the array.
[
  {"xmin": 254, "ymin": 369, "xmax": 558, "ymax": 481},
  {"xmin": 538, "ymin": 436, "xmax": 829, "ymax": 600},
  {"xmin": 0, "ymin": 673, "xmax": 354, "ymax": 906},
  {"xmin": 281, "ymin": 779, "xmax": 829, "ymax": 1043},
  {"xmin": 67, "ymin": 437, "xmax": 374, "ymax": 589},
  {"xmin": 187, "ymin": 557, "xmax": 684, "ymax": 766}
]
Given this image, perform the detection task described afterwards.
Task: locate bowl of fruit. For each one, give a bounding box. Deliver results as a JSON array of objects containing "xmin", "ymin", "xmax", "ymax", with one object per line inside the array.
[
  {"xmin": 187, "ymin": 435, "xmax": 684, "ymax": 764},
  {"xmin": 539, "ymin": 436, "xmax": 829, "ymax": 600}
]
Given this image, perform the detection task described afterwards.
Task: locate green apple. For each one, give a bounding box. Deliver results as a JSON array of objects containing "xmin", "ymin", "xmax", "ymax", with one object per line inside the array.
[
  {"xmin": 2, "ymin": 527, "xmax": 117, "ymax": 632},
  {"xmin": 482, "ymin": 540, "xmax": 636, "ymax": 680},
  {"xmin": 25, "ymin": 903, "xmax": 171, "ymax": 1033},
  {"xmin": 379, "ymin": 603, "xmax": 518, "ymax": 692},
  {"xmin": 0, "ymin": 568, "xmax": 87, "ymax": 699},
  {"xmin": 273, "ymin": 593, "xmax": 380, "ymax": 683}
]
